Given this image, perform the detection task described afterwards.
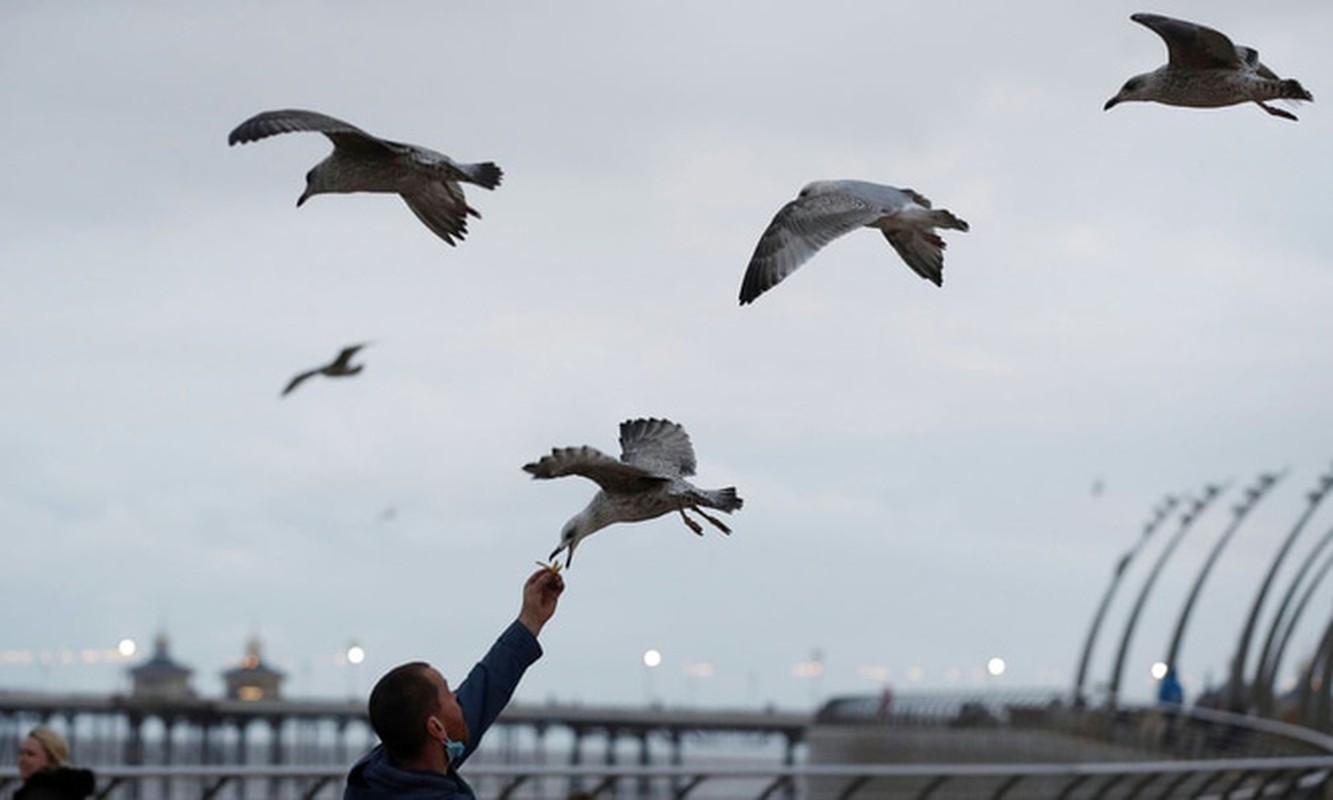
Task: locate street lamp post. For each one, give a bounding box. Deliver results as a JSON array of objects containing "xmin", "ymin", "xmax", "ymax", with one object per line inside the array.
[
  {"xmin": 1227, "ymin": 468, "xmax": 1333, "ymax": 712},
  {"xmin": 1072, "ymin": 495, "xmax": 1179, "ymax": 706},
  {"xmin": 345, "ymin": 641, "xmax": 365, "ymax": 699},
  {"xmin": 1163, "ymin": 472, "xmax": 1283, "ymax": 679},
  {"xmin": 792, "ymin": 649, "xmax": 826, "ymax": 710},
  {"xmin": 683, "ymin": 662, "xmax": 714, "ymax": 706},
  {"xmin": 1107, "ymin": 483, "xmax": 1225, "ymax": 708},
  {"xmin": 643, "ymin": 649, "xmax": 662, "ymax": 706}
]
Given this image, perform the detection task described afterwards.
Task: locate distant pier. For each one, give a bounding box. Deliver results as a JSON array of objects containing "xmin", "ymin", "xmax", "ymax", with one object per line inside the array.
[{"xmin": 0, "ymin": 689, "xmax": 809, "ymax": 774}]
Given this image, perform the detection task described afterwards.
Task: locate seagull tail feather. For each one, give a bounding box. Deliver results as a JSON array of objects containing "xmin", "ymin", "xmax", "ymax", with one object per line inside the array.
[
  {"xmin": 464, "ymin": 162, "xmax": 504, "ymax": 190},
  {"xmin": 701, "ymin": 487, "xmax": 743, "ymax": 513},
  {"xmin": 930, "ymin": 209, "xmax": 970, "ymax": 233},
  {"xmin": 1280, "ymin": 79, "xmax": 1314, "ymax": 103}
]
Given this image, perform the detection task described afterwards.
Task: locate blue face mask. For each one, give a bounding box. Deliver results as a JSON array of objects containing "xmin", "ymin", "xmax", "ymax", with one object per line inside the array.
[
  {"xmin": 432, "ymin": 717, "xmax": 466, "ymax": 765},
  {"xmin": 443, "ymin": 737, "xmax": 465, "ymax": 765}
]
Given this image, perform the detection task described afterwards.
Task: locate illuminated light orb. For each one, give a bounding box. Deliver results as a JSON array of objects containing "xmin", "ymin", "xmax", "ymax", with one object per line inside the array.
[
  {"xmin": 1150, "ymin": 661, "xmax": 1169, "ymax": 680},
  {"xmin": 117, "ymin": 639, "xmax": 137, "ymax": 658},
  {"xmin": 643, "ymin": 649, "xmax": 662, "ymax": 668},
  {"xmin": 986, "ymin": 657, "xmax": 1007, "ymax": 677},
  {"xmin": 347, "ymin": 645, "xmax": 366, "ymax": 665}
]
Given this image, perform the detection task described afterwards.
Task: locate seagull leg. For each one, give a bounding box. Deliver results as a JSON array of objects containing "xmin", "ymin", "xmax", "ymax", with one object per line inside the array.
[
  {"xmin": 693, "ymin": 508, "xmax": 733, "ymax": 535},
  {"xmin": 678, "ymin": 509, "xmax": 704, "ymax": 536},
  {"xmin": 1256, "ymin": 101, "xmax": 1298, "ymax": 121}
]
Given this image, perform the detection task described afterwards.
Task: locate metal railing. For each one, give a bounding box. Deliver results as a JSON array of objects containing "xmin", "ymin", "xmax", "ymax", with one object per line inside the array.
[
  {"xmin": 3, "ymin": 758, "xmax": 1333, "ymax": 799},
  {"xmin": 817, "ymin": 692, "xmax": 1333, "ymax": 760},
  {"xmin": 6, "ymin": 700, "xmax": 1333, "ymax": 798}
]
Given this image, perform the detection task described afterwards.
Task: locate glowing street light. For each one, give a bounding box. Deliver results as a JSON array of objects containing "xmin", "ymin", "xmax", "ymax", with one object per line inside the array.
[
  {"xmin": 858, "ymin": 665, "xmax": 890, "ymax": 683},
  {"xmin": 987, "ymin": 657, "xmax": 1006, "ymax": 678},
  {"xmin": 792, "ymin": 649, "xmax": 826, "ymax": 708},
  {"xmin": 683, "ymin": 661, "xmax": 714, "ymax": 705},
  {"xmin": 682, "ymin": 662, "xmax": 714, "ymax": 678},
  {"xmin": 343, "ymin": 641, "xmax": 366, "ymax": 699},
  {"xmin": 347, "ymin": 644, "xmax": 365, "ymax": 665},
  {"xmin": 642, "ymin": 649, "xmax": 661, "ymax": 705},
  {"xmin": 117, "ymin": 638, "xmax": 137, "ymax": 659},
  {"xmin": 1150, "ymin": 661, "xmax": 1169, "ymax": 681}
]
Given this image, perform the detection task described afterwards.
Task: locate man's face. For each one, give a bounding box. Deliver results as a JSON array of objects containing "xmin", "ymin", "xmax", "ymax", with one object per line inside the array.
[{"xmin": 426, "ymin": 666, "xmax": 468, "ymax": 743}]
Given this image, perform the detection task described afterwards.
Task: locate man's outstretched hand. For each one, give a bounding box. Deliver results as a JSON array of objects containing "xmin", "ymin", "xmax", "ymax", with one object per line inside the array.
[{"xmin": 518, "ymin": 566, "xmax": 565, "ymax": 636}]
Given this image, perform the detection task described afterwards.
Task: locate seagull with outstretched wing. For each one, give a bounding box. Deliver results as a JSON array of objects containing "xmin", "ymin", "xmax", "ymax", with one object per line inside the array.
[
  {"xmin": 1105, "ymin": 14, "xmax": 1313, "ymax": 120},
  {"xmin": 739, "ymin": 180, "xmax": 968, "ymax": 305},
  {"xmin": 282, "ymin": 343, "xmax": 370, "ymax": 397},
  {"xmin": 524, "ymin": 418, "xmax": 743, "ymax": 567},
  {"xmin": 229, "ymin": 109, "xmax": 502, "ymax": 244}
]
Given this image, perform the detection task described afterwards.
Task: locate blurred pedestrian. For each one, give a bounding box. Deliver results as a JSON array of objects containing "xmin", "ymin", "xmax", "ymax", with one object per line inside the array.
[
  {"xmin": 1158, "ymin": 667, "xmax": 1184, "ymax": 706},
  {"xmin": 15, "ymin": 726, "xmax": 95, "ymax": 800},
  {"xmin": 877, "ymin": 685, "xmax": 894, "ymax": 721},
  {"xmin": 1157, "ymin": 666, "xmax": 1185, "ymax": 747}
]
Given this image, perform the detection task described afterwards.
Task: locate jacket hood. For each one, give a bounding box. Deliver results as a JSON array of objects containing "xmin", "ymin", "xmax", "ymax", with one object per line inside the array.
[{"xmin": 343, "ymin": 744, "xmax": 470, "ymax": 800}]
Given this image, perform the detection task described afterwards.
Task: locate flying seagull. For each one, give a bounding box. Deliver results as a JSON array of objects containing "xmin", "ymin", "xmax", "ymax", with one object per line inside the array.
[
  {"xmin": 228, "ymin": 109, "xmax": 503, "ymax": 244},
  {"xmin": 738, "ymin": 180, "xmax": 968, "ymax": 305},
  {"xmin": 524, "ymin": 418, "xmax": 743, "ymax": 567},
  {"xmin": 282, "ymin": 343, "xmax": 370, "ymax": 397},
  {"xmin": 1105, "ymin": 14, "xmax": 1313, "ymax": 120}
]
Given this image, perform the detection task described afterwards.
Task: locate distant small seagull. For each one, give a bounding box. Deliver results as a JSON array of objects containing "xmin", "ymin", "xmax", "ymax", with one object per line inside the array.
[
  {"xmin": 524, "ymin": 418, "xmax": 743, "ymax": 567},
  {"xmin": 1105, "ymin": 13, "xmax": 1313, "ymax": 120},
  {"xmin": 738, "ymin": 180, "xmax": 969, "ymax": 305},
  {"xmin": 228, "ymin": 109, "xmax": 503, "ymax": 244},
  {"xmin": 282, "ymin": 343, "xmax": 370, "ymax": 397}
]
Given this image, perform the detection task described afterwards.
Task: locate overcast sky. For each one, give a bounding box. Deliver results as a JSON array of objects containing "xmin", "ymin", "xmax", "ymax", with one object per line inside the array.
[{"xmin": 3, "ymin": 1, "xmax": 1333, "ymax": 713}]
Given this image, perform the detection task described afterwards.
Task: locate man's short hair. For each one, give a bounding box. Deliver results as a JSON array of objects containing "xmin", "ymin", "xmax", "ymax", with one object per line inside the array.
[{"xmin": 368, "ymin": 661, "xmax": 440, "ymax": 759}]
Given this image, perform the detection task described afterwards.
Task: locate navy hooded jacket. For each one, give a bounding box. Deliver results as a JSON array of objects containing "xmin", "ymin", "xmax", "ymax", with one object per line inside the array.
[{"xmin": 343, "ymin": 620, "xmax": 543, "ymax": 799}]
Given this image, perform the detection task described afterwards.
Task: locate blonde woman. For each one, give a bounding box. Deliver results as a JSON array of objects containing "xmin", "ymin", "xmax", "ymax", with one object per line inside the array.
[{"xmin": 15, "ymin": 726, "xmax": 94, "ymax": 800}]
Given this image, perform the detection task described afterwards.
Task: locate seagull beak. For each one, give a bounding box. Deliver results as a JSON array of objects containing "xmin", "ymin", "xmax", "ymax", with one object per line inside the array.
[
  {"xmin": 296, "ymin": 189, "xmax": 311, "ymax": 207},
  {"xmin": 1103, "ymin": 96, "xmax": 1121, "ymax": 111}
]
